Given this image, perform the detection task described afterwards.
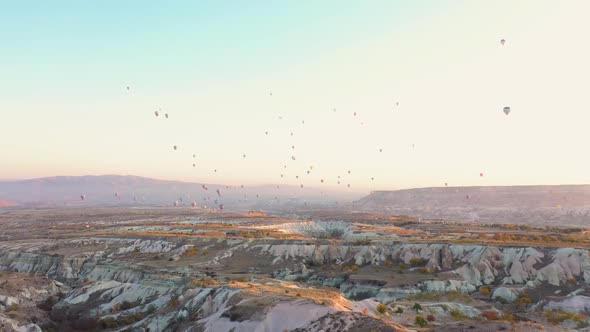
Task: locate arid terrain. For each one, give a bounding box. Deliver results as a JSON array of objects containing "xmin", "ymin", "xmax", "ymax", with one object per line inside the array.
[{"xmin": 0, "ymin": 206, "xmax": 589, "ymax": 331}]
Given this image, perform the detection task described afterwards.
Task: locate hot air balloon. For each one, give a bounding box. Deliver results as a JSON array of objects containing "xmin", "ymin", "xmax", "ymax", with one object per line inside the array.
[
  {"xmin": 165, "ymin": 113, "xmax": 169, "ymax": 119},
  {"xmin": 193, "ymin": 154, "xmax": 196, "ymax": 158},
  {"xmin": 265, "ymin": 131, "xmax": 269, "ymax": 135},
  {"xmin": 173, "ymin": 145, "xmax": 178, "ymax": 151},
  {"xmin": 371, "ymin": 177, "xmax": 374, "ymax": 181},
  {"xmin": 445, "ymin": 182, "xmax": 448, "ymax": 187},
  {"xmin": 500, "ymin": 39, "xmax": 506, "ymax": 45},
  {"xmin": 216, "ymin": 189, "xmax": 221, "ymax": 197},
  {"xmin": 503, "ymin": 106, "xmax": 511, "ymax": 115},
  {"xmin": 291, "ymin": 156, "xmax": 296, "ymax": 160},
  {"xmin": 302, "ymin": 120, "xmax": 305, "ymax": 124},
  {"xmin": 280, "ymin": 174, "xmax": 284, "ymax": 178},
  {"xmin": 155, "ymin": 111, "xmax": 159, "ymax": 117},
  {"xmin": 80, "ymin": 194, "xmax": 86, "ymax": 200},
  {"xmin": 295, "ymin": 175, "xmax": 299, "ymax": 179},
  {"xmin": 193, "ymin": 163, "xmax": 196, "ymax": 167},
  {"xmin": 126, "ymin": 86, "xmax": 130, "ymax": 91},
  {"xmin": 347, "ymin": 184, "xmax": 351, "ymax": 188},
  {"xmin": 480, "ymin": 172, "xmax": 484, "ymax": 177},
  {"xmin": 300, "ymin": 184, "xmax": 304, "ymax": 188},
  {"xmin": 306, "ymin": 170, "xmax": 310, "ymax": 175},
  {"xmin": 192, "ymin": 202, "xmax": 197, "ymax": 208},
  {"xmin": 379, "ymin": 148, "xmax": 382, "ymax": 152},
  {"xmin": 243, "ymin": 154, "xmax": 246, "ymax": 158},
  {"xmin": 396, "ymin": 102, "xmax": 399, "ymax": 106},
  {"xmin": 320, "ymin": 179, "xmax": 324, "ymax": 183},
  {"xmin": 347, "ymin": 170, "xmax": 351, "ymax": 174},
  {"xmin": 291, "ymin": 145, "xmax": 295, "ymax": 150}
]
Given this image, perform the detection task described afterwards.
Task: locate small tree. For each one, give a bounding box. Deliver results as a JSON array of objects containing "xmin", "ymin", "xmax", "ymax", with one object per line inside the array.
[
  {"xmin": 395, "ymin": 307, "xmax": 404, "ymax": 314},
  {"xmin": 376, "ymin": 303, "xmax": 387, "ymax": 314},
  {"xmin": 413, "ymin": 302, "xmax": 422, "ymax": 312}
]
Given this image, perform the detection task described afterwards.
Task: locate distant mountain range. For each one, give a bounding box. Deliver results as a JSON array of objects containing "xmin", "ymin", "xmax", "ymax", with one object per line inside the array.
[
  {"xmin": 3, "ymin": 177, "xmax": 589, "ymax": 226},
  {"xmin": 0, "ymin": 175, "xmax": 359, "ymax": 210},
  {"xmin": 353, "ymin": 185, "xmax": 590, "ymax": 226}
]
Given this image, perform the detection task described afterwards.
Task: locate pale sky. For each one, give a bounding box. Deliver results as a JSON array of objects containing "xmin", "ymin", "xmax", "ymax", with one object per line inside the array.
[{"xmin": 1, "ymin": 1, "xmax": 589, "ymax": 191}]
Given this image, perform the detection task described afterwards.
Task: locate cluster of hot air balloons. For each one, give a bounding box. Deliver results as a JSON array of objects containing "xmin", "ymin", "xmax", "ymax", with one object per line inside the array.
[{"xmin": 84, "ymin": 38, "xmax": 516, "ymax": 206}]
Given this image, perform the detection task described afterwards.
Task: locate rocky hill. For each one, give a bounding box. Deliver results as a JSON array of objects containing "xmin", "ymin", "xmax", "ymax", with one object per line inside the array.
[
  {"xmin": 353, "ymin": 185, "xmax": 590, "ymax": 226},
  {"xmin": 0, "ymin": 175, "xmax": 359, "ymax": 210}
]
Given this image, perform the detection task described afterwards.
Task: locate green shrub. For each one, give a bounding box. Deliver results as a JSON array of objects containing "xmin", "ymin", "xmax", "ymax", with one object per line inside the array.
[
  {"xmin": 413, "ymin": 302, "xmax": 422, "ymax": 312},
  {"xmin": 495, "ymin": 296, "xmax": 508, "ymax": 304},
  {"xmin": 376, "ymin": 303, "xmax": 387, "ymax": 314}
]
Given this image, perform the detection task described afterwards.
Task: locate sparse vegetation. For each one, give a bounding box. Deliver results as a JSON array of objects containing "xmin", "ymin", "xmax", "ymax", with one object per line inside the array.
[
  {"xmin": 544, "ymin": 310, "xmax": 587, "ymax": 326},
  {"xmin": 450, "ymin": 309, "xmax": 466, "ymax": 321},
  {"xmin": 407, "ymin": 291, "xmax": 472, "ymax": 304},
  {"xmin": 515, "ymin": 292, "xmax": 532, "ymax": 309},
  {"xmin": 414, "ymin": 315, "xmax": 428, "ymax": 327},
  {"xmin": 376, "ymin": 303, "xmax": 387, "ymax": 314},
  {"xmin": 409, "ymin": 258, "xmax": 427, "ymax": 267},
  {"xmin": 479, "ymin": 285, "xmax": 491, "ymax": 296},
  {"xmin": 495, "ymin": 296, "xmax": 508, "ymax": 304}
]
